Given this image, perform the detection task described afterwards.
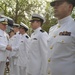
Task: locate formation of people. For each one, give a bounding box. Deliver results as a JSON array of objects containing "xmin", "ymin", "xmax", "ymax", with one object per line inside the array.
[{"xmin": 0, "ymin": 0, "xmax": 75, "ymax": 75}]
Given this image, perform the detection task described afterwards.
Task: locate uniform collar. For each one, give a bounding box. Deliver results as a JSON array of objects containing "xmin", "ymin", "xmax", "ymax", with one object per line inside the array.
[
  {"xmin": 58, "ymin": 15, "xmax": 73, "ymax": 25},
  {"xmin": 22, "ymin": 33, "xmax": 27, "ymax": 36},
  {"xmin": 0, "ymin": 29, "xmax": 4, "ymax": 34},
  {"xmin": 34, "ymin": 27, "xmax": 42, "ymax": 33},
  {"xmin": 16, "ymin": 31, "xmax": 20, "ymax": 35}
]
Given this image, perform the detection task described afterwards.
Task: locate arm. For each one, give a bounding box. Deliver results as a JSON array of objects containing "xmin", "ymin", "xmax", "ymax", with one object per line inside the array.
[
  {"xmin": 0, "ymin": 43, "xmax": 7, "ymax": 51},
  {"xmin": 39, "ymin": 33, "xmax": 49, "ymax": 75},
  {"xmin": 12, "ymin": 34, "xmax": 20, "ymax": 51}
]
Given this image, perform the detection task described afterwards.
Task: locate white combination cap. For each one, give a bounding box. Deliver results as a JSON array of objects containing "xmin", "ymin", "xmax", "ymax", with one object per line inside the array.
[
  {"xmin": 20, "ymin": 22, "xmax": 29, "ymax": 30},
  {"xmin": 13, "ymin": 23, "xmax": 20, "ymax": 27},
  {"xmin": 0, "ymin": 17, "xmax": 8, "ymax": 25},
  {"xmin": 30, "ymin": 14, "xmax": 46, "ymax": 23}
]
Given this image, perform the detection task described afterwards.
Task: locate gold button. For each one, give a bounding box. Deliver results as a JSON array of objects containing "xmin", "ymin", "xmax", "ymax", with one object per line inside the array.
[
  {"xmin": 57, "ymin": 25, "xmax": 61, "ymax": 28},
  {"xmin": 62, "ymin": 40, "xmax": 64, "ymax": 43},
  {"xmin": 48, "ymin": 58, "xmax": 50, "ymax": 62},
  {"xmin": 53, "ymin": 35, "xmax": 56, "ymax": 38},
  {"xmin": 50, "ymin": 46, "xmax": 53, "ymax": 49},
  {"xmin": 48, "ymin": 70, "xmax": 50, "ymax": 74}
]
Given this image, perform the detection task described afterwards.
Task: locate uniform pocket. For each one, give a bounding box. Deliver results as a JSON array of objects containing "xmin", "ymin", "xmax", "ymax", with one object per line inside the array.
[{"xmin": 56, "ymin": 36, "xmax": 73, "ymax": 44}]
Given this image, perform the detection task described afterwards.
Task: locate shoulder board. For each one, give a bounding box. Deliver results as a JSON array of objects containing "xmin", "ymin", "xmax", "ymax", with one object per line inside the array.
[
  {"xmin": 25, "ymin": 35, "xmax": 29, "ymax": 38},
  {"xmin": 40, "ymin": 30, "xmax": 44, "ymax": 33}
]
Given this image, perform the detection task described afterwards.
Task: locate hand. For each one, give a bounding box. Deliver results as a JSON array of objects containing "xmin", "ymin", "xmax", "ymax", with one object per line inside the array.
[{"xmin": 6, "ymin": 45, "xmax": 12, "ymax": 51}]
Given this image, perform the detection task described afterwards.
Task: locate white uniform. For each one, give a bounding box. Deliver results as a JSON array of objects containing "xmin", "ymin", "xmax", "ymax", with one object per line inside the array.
[
  {"xmin": 9, "ymin": 31, "xmax": 21, "ymax": 75},
  {"xmin": 17, "ymin": 33, "xmax": 30, "ymax": 75},
  {"xmin": 48, "ymin": 16, "xmax": 75, "ymax": 75},
  {"xmin": 27, "ymin": 27, "xmax": 49, "ymax": 75},
  {"xmin": 0, "ymin": 29, "xmax": 8, "ymax": 75}
]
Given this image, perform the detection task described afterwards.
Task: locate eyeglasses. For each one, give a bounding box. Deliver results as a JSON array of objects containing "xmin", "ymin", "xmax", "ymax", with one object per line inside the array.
[{"xmin": 50, "ymin": 1, "xmax": 66, "ymax": 7}]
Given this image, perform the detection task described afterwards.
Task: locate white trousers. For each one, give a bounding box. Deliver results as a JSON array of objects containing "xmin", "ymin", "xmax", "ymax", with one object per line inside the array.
[
  {"xmin": 9, "ymin": 58, "xmax": 20, "ymax": 75},
  {"xmin": 0, "ymin": 61, "xmax": 6, "ymax": 75}
]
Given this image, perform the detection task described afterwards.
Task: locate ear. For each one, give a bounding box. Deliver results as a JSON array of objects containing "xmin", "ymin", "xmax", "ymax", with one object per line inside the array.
[{"xmin": 69, "ymin": 4, "xmax": 73, "ymax": 11}]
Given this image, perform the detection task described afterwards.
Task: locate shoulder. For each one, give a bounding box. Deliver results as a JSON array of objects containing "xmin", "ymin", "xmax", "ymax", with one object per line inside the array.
[
  {"xmin": 25, "ymin": 35, "xmax": 29, "ymax": 39},
  {"xmin": 40, "ymin": 29, "xmax": 44, "ymax": 33},
  {"xmin": 70, "ymin": 19, "xmax": 75, "ymax": 28},
  {"xmin": 39, "ymin": 29, "xmax": 48, "ymax": 35},
  {"xmin": 51, "ymin": 25, "xmax": 57, "ymax": 28},
  {"xmin": 39, "ymin": 30, "xmax": 49, "ymax": 38},
  {"xmin": 49, "ymin": 25, "xmax": 57, "ymax": 32}
]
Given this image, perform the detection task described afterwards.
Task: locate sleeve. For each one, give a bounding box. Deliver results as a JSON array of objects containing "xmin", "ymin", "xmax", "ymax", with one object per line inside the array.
[
  {"xmin": 12, "ymin": 35, "xmax": 20, "ymax": 51},
  {"xmin": 39, "ymin": 32, "xmax": 49, "ymax": 75},
  {"xmin": 0, "ymin": 43, "xmax": 7, "ymax": 51},
  {"xmin": 12, "ymin": 45, "xmax": 19, "ymax": 51},
  {"xmin": 24, "ymin": 37, "xmax": 30, "ymax": 58}
]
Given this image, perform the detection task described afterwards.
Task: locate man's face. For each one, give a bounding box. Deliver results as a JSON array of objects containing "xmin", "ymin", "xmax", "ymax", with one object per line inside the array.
[
  {"xmin": 9, "ymin": 31, "xmax": 15, "ymax": 37},
  {"xmin": 19, "ymin": 27, "xmax": 24, "ymax": 34},
  {"xmin": 30, "ymin": 20, "xmax": 41, "ymax": 30},
  {"xmin": 0, "ymin": 23, "xmax": 7, "ymax": 31},
  {"xmin": 52, "ymin": 1, "xmax": 72, "ymax": 19},
  {"xmin": 13, "ymin": 27, "xmax": 19, "ymax": 33}
]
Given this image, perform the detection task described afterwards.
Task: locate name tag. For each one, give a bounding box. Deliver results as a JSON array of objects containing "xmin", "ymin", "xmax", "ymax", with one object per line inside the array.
[{"xmin": 33, "ymin": 38, "xmax": 37, "ymax": 40}]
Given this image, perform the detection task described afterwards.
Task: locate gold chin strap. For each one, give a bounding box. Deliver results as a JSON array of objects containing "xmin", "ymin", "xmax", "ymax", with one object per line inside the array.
[
  {"xmin": 1, "ymin": 22, "xmax": 8, "ymax": 25},
  {"xmin": 32, "ymin": 18, "xmax": 40, "ymax": 20}
]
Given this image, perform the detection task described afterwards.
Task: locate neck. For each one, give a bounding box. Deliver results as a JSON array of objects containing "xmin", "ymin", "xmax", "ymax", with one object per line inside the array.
[
  {"xmin": 0, "ymin": 29, "xmax": 5, "ymax": 31},
  {"xmin": 21, "ymin": 31, "xmax": 26, "ymax": 35},
  {"xmin": 33, "ymin": 26, "xmax": 41, "ymax": 30},
  {"xmin": 57, "ymin": 13, "xmax": 71, "ymax": 20},
  {"xmin": 15, "ymin": 30, "xmax": 19, "ymax": 33}
]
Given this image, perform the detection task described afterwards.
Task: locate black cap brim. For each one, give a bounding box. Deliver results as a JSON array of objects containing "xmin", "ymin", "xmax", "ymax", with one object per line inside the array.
[
  {"xmin": 50, "ymin": 1, "xmax": 56, "ymax": 6},
  {"xmin": 50, "ymin": 0, "xmax": 62, "ymax": 6},
  {"xmin": 50, "ymin": 0, "xmax": 75, "ymax": 7}
]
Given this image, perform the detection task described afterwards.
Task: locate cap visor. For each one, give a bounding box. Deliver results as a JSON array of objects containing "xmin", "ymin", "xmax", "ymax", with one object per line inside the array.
[
  {"xmin": 29, "ymin": 20, "xmax": 33, "ymax": 22},
  {"xmin": 50, "ymin": 1, "xmax": 56, "ymax": 6}
]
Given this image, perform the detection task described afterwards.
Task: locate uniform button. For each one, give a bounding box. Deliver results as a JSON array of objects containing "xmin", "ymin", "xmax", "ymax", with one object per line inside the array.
[
  {"xmin": 57, "ymin": 25, "xmax": 61, "ymax": 28},
  {"xmin": 53, "ymin": 35, "xmax": 56, "ymax": 38},
  {"xmin": 61, "ymin": 40, "xmax": 64, "ymax": 43},
  {"xmin": 50, "ymin": 46, "xmax": 53, "ymax": 49},
  {"xmin": 48, "ymin": 58, "xmax": 50, "ymax": 62},
  {"xmin": 48, "ymin": 70, "xmax": 50, "ymax": 74}
]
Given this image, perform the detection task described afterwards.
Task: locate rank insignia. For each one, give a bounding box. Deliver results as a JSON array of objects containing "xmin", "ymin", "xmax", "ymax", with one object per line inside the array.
[{"xmin": 59, "ymin": 31, "xmax": 71, "ymax": 36}]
